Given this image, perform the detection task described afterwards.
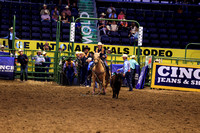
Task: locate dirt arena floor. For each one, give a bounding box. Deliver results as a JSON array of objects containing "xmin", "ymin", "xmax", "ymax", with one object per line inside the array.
[{"xmin": 0, "ymin": 80, "xmax": 200, "ymax": 133}]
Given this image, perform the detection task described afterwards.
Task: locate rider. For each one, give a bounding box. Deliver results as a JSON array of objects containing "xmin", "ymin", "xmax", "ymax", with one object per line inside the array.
[
  {"xmin": 96, "ymin": 42, "xmax": 110, "ymax": 77},
  {"xmin": 87, "ymin": 42, "xmax": 110, "ymax": 78}
]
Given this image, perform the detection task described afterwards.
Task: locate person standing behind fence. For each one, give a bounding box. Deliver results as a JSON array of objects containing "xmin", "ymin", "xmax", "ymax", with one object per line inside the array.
[
  {"xmin": 17, "ymin": 49, "xmax": 28, "ymax": 82},
  {"xmin": 42, "ymin": 51, "xmax": 51, "ymax": 81},
  {"xmin": 117, "ymin": 54, "xmax": 133, "ymax": 91},
  {"xmin": 63, "ymin": 58, "xmax": 77, "ymax": 85},
  {"xmin": 129, "ymin": 55, "xmax": 139, "ymax": 88},
  {"xmin": 32, "ymin": 50, "xmax": 45, "ymax": 81},
  {"xmin": 4, "ymin": 27, "xmax": 19, "ymax": 54},
  {"xmin": 0, "ymin": 45, "xmax": 5, "ymax": 52}
]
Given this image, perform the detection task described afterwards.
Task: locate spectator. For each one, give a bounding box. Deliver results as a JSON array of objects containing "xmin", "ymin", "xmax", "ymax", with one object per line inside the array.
[
  {"xmin": 110, "ymin": 21, "xmax": 118, "ymax": 32},
  {"xmin": 86, "ymin": 57, "xmax": 93, "ymax": 87},
  {"xmin": 109, "ymin": 10, "xmax": 117, "ymax": 19},
  {"xmin": 42, "ymin": 51, "xmax": 51, "ymax": 81},
  {"xmin": 51, "ymin": 6, "xmax": 59, "ymax": 16},
  {"xmin": 130, "ymin": 27, "xmax": 139, "ymax": 44},
  {"xmin": 120, "ymin": 19, "xmax": 128, "ymax": 30},
  {"xmin": 58, "ymin": 48, "xmax": 63, "ymax": 52},
  {"xmin": 18, "ymin": 49, "xmax": 28, "ymax": 82},
  {"xmin": 40, "ymin": 4, "xmax": 50, "ymax": 15},
  {"xmin": 75, "ymin": 20, "xmax": 81, "ymax": 34},
  {"xmin": 98, "ymin": 13, "xmax": 108, "ymax": 35},
  {"xmin": 32, "ymin": 50, "xmax": 45, "ymax": 81},
  {"xmin": 0, "ymin": 45, "xmax": 5, "ymax": 52},
  {"xmin": 71, "ymin": 2, "xmax": 79, "ymax": 11},
  {"xmin": 107, "ymin": 49, "xmax": 112, "ymax": 54},
  {"xmin": 41, "ymin": 9, "xmax": 51, "ymax": 22},
  {"xmin": 4, "ymin": 27, "xmax": 19, "ymax": 54},
  {"xmin": 63, "ymin": 58, "xmax": 77, "ymax": 85},
  {"xmin": 129, "ymin": 55, "xmax": 138, "ymax": 88},
  {"xmin": 129, "ymin": 22, "xmax": 137, "ymax": 36},
  {"xmin": 84, "ymin": 46, "xmax": 90, "ymax": 58},
  {"xmin": 62, "ymin": 5, "xmax": 71, "ymax": 19},
  {"xmin": 118, "ymin": 11, "xmax": 125, "ymax": 20},
  {"xmin": 43, "ymin": 42, "xmax": 50, "ymax": 51},
  {"xmin": 107, "ymin": 4, "xmax": 116, "ymax": 15},
  {"xmin": 117, "ymin": 54, "xmax": 133, "ymax": 91},
  {"xmin": 52, "ymin": 12, "xmax": 59, "ymax": 22},
  {"xmin": 61, "ymin": 12, "xmax": 70, "ymax": 23}
]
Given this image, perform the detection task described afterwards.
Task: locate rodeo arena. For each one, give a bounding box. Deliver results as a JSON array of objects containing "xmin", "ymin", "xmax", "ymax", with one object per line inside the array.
[{"xmin": 0, "ymin": 0, "xmax": 200, "ymax": 132}]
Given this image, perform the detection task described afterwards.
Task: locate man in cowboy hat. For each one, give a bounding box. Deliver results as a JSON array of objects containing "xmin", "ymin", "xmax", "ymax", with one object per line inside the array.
[
  {"xmin": 117, "ymin": 54, "xmax": 133, "ymax": 91},
  {"xmin": 0, "ymin": 45, "xmax": 5, "ymax": 52},
  {"xmin": 4, "ymin": 27, "xmax": 19, "ymax": 54},
  {"xmin": 86, "ymin": 57, "xmax": 93, "ymax": 87},
  {"xmin": 32, "ymin": 49, "xmax": 45, "ymax": 81},
  {"xmin": 18, "ymin": 49, "xmax": 28, "ymax": 82},
  {"xmin": 42, "ymin": 51, "xmax": 51, "ymax": 81},
  {"xmin": 63, "ymin": 58, "xmax": 77, "ymax": 85},
  {"xmin": 40, "ymin": 4, "xmax": 50, "ymax": 15},
  {"xmin": 129, "ymin": 55, "xmax": 139, "ymax": 88},
  {"xmin": 83, "ymin": 45, "xmax": 90, "ymax": 58},
  {"xmin": 98, "ymin": 13, "xmax": 107, "ymax": 35},
  {"xmin": 41, "ymin": 9, "xmax": 51, "ymax": 22},
  {"xmin": 62, "ymin": 5, "xmax": 71, "ymax": 19}
]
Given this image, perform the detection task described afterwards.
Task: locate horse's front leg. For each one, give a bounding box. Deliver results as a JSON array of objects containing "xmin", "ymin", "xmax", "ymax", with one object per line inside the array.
[
  {"xmin": 92, "ymin": 75, "xmax": 95, "ymax": 94},
  {"xmin": 102, "ymin": 72, "xmax": 106, "ymax": 95}
]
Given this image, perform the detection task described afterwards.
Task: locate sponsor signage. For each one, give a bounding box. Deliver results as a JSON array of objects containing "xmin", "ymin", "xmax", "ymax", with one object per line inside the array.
[
  {"xmin": 151, "ymin": 63, "xmax": 200, "ymax": 91},
  {"xmin": 0, "ymin": 39, "xmax": 200, "ymax": 59},
  {"xmin": 0, "ymin": 57, "xmax": 15, "ymax": 79}
]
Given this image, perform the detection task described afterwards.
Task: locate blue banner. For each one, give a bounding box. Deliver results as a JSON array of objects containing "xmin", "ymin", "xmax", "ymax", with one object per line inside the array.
[
  {"xmin": 135, "ymin": 65, "xmax": 140, "ymax": 86},
  {"xmin": 0, "ymin": 57, "xmax": 15, "ymax": 80},
  {"xmin": 0, "ymin": 51, "xmax": 9, "ymax": 55},
  {"xmin": 136, "ymin": 65, "xmax": 148, "ymax": 89},
  {"xmin": 110, "ymin": 64, "xmax": 127, "ymax": 86},
  {"xmin": 152, "ymin": 63, "xmax": 200, "ymax": 90},
  {"xmin": 110, "ymin": 64, "xmax": 123, "ymax": 75}
]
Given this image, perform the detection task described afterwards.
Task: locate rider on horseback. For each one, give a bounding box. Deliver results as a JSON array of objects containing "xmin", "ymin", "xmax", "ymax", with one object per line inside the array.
[{"xmin": 88, "ymin": 42, "xmax": 110, "ymax": 78}]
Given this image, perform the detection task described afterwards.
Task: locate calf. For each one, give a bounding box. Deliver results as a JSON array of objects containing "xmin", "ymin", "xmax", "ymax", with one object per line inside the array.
[{"xmin": 111, "ymin": 73, "xmax": 123, "ymax": 99}]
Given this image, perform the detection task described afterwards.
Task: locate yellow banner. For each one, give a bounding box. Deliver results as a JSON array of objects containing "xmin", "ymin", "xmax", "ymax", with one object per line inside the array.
[{"xmin": 0, "ymin": 39, "xmax": 199, "ymax": 59}]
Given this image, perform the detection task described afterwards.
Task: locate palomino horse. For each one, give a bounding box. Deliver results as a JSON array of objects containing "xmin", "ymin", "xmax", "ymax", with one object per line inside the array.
[{"xmin": 92, "ymin": 53, "xmax": 109, "ymax": 94}]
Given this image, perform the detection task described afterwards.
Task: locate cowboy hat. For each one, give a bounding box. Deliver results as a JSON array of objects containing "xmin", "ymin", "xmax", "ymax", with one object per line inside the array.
[
  {"xmin": 75, "ymin": 51, "xmax": 80, "ymax": 54},
  {"xmin": 43, "ymin": 51, "xmax": 47, "ymax": 55},
  {"xmin": 155, "ymin": 59, "xmax": 160, "ymax": 62},
  {"xmin": 86, "ymin": 57, "xmax": 92, "ymax": 62},
  {"xmin": 9, "ymin": 27, "xmax": 13, "ymax": 30},
  {"xmin": 18, "ymin": 49, "xmax": 23, "ymax": 53},
  {"xmin": 65, "ymin": 5, "xmax": 69, "ymax": 8},
  {"xmin": 79, "ymin": 51, "xmax": 84, "ymax": 54},
  {"xmin": 130, "ymin": 55, "xmax": 136, "ymax": 59},
  {"xmin": 84, "ymin": 46, "xmax": 90, "ymax": 50},
  {"xmin": 43, "ymin": 4, "xmax": 47, "ymax": 7},
  {"xmin": 97, "ymin": 42, "xmax": 103, "ymax": 46},
  {"xmin": 101, "ymin": 12, "xmax": 106, "ymax": 16},
  {"xmin": 122, "ymin": 54, "xmax": 128, "ymax": 58},
  {"xmin": 37, "ymin": 49, "xmax": 42, "ymax": 53}
]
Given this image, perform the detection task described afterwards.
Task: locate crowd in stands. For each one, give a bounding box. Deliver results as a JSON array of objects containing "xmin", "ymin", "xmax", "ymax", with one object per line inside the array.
[
  {"xmin": 0, "ymin": 1, "xmax": 81, "ymax": 42},
  {"xmin": 97, "ymin": 2, "xmax": 200, "ymax": 48}
]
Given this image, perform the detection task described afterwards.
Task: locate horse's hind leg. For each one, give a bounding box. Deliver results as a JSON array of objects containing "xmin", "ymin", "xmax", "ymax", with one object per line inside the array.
[
  {"xmin": 92, "ymin": 75, "xmax": 95, "ymax": 94},
  {"xmin": 102, "ymin": 73, "xmax": 106, "ymax": 95}
]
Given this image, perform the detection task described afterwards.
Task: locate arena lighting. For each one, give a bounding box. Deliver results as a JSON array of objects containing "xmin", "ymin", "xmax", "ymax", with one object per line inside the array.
[
  {"xmin": 70, "ymin": 22, "xmax": 75, "ymax": 42},
  {"xmin": 138, "ymin": 26, "xmax": 143, "ymax": 46}
]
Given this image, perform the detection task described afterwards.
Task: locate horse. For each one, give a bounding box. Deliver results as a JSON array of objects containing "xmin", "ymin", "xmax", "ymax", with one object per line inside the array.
[{"xmin": 92, "ymin": 53, "xmax": 109, "ymax": 94}]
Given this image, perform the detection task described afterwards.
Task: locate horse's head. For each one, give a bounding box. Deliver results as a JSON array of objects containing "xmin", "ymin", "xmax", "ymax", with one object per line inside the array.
[{"xmin": 93, "ymin": 53, "xmax": 100, "ymax": 65}]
